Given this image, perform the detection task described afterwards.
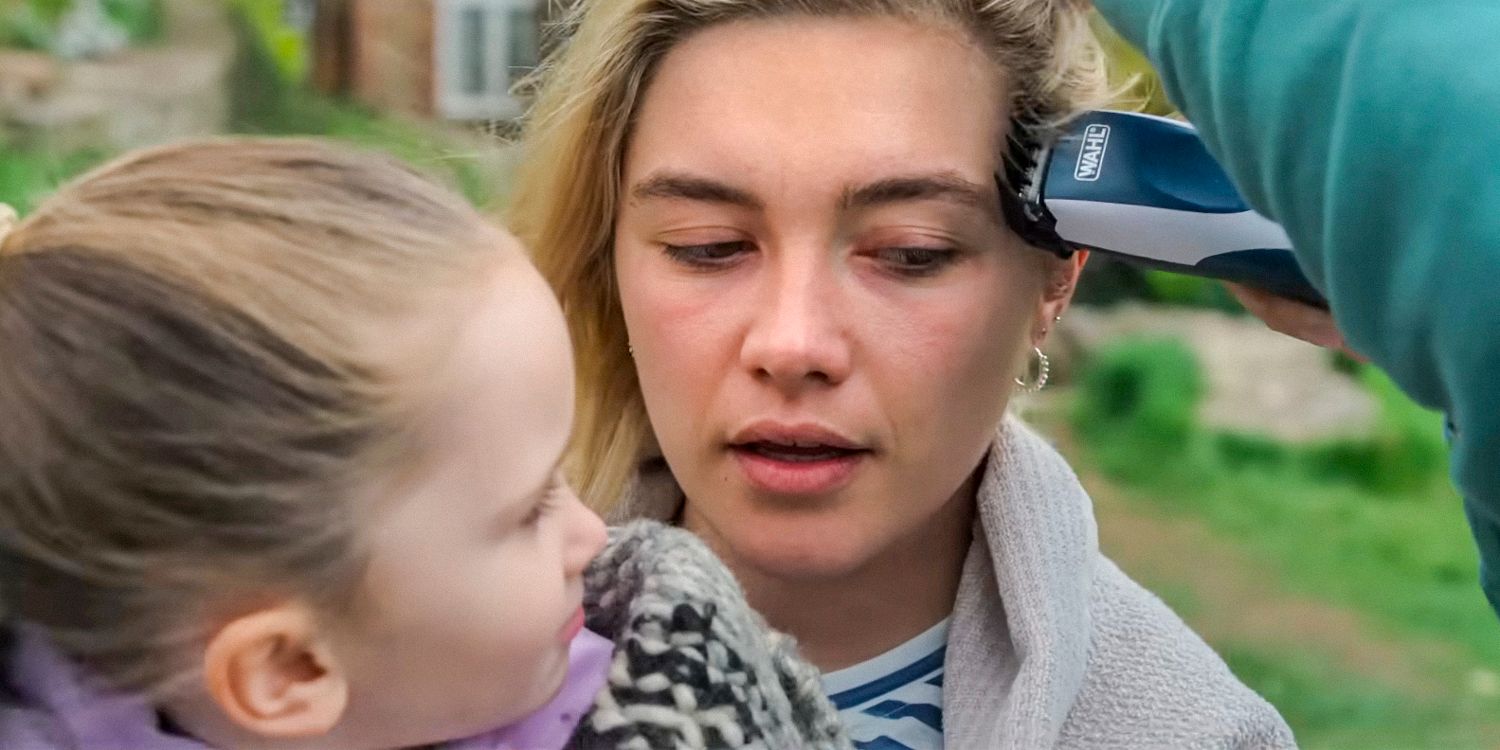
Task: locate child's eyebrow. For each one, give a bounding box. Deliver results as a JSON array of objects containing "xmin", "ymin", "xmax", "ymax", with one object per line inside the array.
[
  {"xmin": 497, "ymin": 452, "xmax": 569, "ymax": 527},
  {"xmin": 499, "ymin": 454, "xmax": 567, "ymax": 528},
  {"xmin": 524, "ymin": 452, "xmax": 568, "ymax": 499}
]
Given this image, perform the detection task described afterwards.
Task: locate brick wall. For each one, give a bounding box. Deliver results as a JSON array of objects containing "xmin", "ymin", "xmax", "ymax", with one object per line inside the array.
[{"xmin": 349, "ymin": 0, "xmax": 436, "ymax": 118}]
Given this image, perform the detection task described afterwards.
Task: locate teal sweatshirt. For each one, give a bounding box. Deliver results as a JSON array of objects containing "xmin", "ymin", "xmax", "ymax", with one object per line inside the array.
[{"xmin": 1092, "ymin": 0, "xmax": 1500, "ymax": 616}]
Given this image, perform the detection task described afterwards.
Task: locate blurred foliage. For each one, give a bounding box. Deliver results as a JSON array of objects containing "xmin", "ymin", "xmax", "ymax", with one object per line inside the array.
[
  {"xmin": 1140, "ymin": 269, "xmax": 1245, "ymax": 314},
  {"xmin": 1073, "ymin": 337, "xmax": 1203, "ymax": 466},
  {"xmin": 1072, "ymin": 252, "xmax": 1249, "ymax": 316},
  {"xmin": 0, "ymin": 0, "xmax": 59, "ymax": 48},
  {"xmin": 0, "ymin": 0, "xmax": 161, "ymax": 51},
  {"xmin": 1076, "ymin": 339, "xmax": 1448, "ymax": 496},
  {"xmin": 1092, "ymin": 12, "xmax": 1175, "ymax": 116},
  {"xmin": 100, "ymin": 0, "xmax": 156, "ymax": 42},
  {"xmin": 0, "ymin": 145, "xmax": 107, "ymax": 215},
  {"xmin": 227, "ymin": 8, "xmax": 499, "ymax": 209},
  {"xmin": 1070, "ymin": 255, "xmax": 1151, "ymax": 307},
  {"xmin": 1327, "ymin": 348, "xmax": 1365, "ymax": 378},
  {"xmin": 226, "ymin": 0, "xmax": 306, "ymax": 83},
  {"xmin": 1299, "ymin": 372, "xmax": 1451, "ymax": 494},
  {"xmin": 1070, "ymin": 338, "xmax": 1494, "ymax": 667}
]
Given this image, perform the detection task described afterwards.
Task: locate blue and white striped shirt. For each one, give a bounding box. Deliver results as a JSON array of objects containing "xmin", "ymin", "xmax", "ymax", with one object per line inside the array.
[{"xmin": 823, "ymin": 619, "xmax": 948, "ymax": 750}]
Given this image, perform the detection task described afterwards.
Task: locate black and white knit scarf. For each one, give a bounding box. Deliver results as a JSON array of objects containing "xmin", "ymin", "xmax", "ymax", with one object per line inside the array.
[{"xmin": 568, "ymin": 522, "xmax": 850, "ymax": 750}]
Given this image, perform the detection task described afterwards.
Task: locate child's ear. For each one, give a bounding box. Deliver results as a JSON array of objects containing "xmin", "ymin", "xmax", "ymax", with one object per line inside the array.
[{"xmin": 201, "ymin": 604, "xmax": 349, "ymax": 739}]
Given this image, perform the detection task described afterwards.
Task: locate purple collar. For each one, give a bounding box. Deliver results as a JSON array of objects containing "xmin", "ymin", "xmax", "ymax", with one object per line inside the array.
[
  {"xmin": 443, "ymin": 629, "xmax": 612, "ymax": 750},
  {"xmin": 4, "ymin": 624, "xmax": 612, "ymax": 750}
]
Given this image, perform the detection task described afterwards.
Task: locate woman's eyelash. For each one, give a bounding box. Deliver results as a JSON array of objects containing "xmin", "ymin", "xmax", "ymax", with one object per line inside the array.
[
  {"xmin": 877, "ymin": 246, "xmax": 961, "ymax": 277},
  {"xmin": 660, "ymin": 241, "xmax": 960, "ymax": 277},
  {"xmin": 662, "ymin": 241, "xmax": 750, "ymax": 268}
]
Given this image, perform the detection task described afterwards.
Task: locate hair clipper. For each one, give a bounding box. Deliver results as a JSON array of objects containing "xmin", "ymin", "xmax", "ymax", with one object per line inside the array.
[{"xmin": 1000, "ymin": 110, "xmax": 1326, "ymax": 309}]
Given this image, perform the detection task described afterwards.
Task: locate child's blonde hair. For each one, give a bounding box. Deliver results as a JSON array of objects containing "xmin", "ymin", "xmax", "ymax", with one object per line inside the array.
[
  {"xmin": 0, "ymin": 138, "xmax": 497, "ymax": 700},
  {"xmin": 507, "ymin": 0, "xmax": 1111, "ymax": 508}
]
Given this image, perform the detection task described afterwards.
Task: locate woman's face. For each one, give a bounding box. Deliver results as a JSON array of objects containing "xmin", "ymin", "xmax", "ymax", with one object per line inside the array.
[{"xmin": 614, "ymin": 17, "xmax": 1077, "ymax": 580}]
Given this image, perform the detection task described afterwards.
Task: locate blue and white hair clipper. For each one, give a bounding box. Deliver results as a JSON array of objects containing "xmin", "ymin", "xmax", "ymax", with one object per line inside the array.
[{"xmin": 1000, "ymin": 110, "xmax": 1326, "ymax": 308}]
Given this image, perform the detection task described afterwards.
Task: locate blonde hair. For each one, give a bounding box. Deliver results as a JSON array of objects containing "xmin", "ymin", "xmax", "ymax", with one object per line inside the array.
[
  {"xmin": 507, "ymin": 0, "xmax": 1110, "ymax": 508},
  {"xmin": 0, "ymin": 138, "xmax": 496, "ymax": 699}
]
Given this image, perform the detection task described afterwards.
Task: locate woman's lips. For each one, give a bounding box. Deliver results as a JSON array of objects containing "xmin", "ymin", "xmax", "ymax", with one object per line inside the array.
[
  {"xmin": 727, "ymin": 421, "xmax": 872, "ymax": 496},
  {"xmin": 729, "ymin": 421, "xmax": 865, "ymax": 452},
  {"xmin": 731, "ymin": 443, "xmax": 868, "ymax": 495}
]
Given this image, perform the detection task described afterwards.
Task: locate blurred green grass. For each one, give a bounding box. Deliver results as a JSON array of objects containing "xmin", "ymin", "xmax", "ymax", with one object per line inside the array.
[
  {"xmin": 1070, "ymin": 337, "xmax": 1499, "ymax": 746},
  {"xmin": 0, "ymin": 145, "xmax": 106, "ymax": 215},
  {"xmin": 1218, "ymin": 643, "xmax": 1494, "ymax": 750}
]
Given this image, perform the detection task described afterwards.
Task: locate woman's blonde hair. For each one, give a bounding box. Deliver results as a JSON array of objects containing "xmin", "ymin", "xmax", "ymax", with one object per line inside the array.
[
  {"xmin": 0, "ymin": 138, "xmax": 496, "ymax": 700},
  {"xmin": 508, "ymin": 0, "xmax": 1110, "ymax": 508}
]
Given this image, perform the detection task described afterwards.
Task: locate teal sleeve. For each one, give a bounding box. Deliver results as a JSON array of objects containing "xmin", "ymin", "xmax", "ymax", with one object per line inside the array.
[{"xmin": 1092, "ymin": 0, "xmax": 1500, "ymax": 616}]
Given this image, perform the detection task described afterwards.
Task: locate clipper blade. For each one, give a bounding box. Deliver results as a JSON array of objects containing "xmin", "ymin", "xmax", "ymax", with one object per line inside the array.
[{"xmin": 999, "ymin": 124, "xmax": 1071, "ymax": 257}]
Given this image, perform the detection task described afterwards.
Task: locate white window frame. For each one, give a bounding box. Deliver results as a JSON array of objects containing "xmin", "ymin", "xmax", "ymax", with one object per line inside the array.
[
  {"xmin": 434, "ymin": 0, "xmax": 540, "ymax": 121},
  {"xmin": 283, "ymin": 0, "xmax": 316, "ymax": 33}
]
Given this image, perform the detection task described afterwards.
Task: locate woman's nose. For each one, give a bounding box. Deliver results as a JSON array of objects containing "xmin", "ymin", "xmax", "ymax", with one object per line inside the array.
[{"xmin": 738, "ymin": 260, "xmax": 852, "ymax": 389}]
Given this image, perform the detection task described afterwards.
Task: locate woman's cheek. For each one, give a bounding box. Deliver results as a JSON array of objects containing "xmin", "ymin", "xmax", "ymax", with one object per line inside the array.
[{"xmin": 885, "ymin": 275, "xmax": 1026, "ymax": 376}]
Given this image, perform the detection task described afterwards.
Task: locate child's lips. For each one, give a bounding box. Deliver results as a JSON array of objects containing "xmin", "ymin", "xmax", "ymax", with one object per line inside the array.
[{"xmin": 559, "ymin": 606, "xmax": 586, "ymax": 643}]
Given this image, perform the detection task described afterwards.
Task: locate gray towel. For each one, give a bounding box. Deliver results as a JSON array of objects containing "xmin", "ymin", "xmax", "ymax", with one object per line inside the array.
[
  {"xmin": 615, "ymin": 416, "xmax": 1297, "ymax": 749},
  {"xmin": 948, "ymin": 417, "xmax": 1296, "ymax": 749}
]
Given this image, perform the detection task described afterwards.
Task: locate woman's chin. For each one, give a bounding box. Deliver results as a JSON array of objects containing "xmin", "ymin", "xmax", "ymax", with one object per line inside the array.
[
  {"xmin": 716, "ymin": 513, "xmax": 886, "ymax": 581},
  {"xmin": 683, "ymin": 474, "xmax": 900, "ymax": 580}
]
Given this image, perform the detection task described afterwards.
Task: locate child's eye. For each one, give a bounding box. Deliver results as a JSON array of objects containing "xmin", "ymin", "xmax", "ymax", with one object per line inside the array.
[
  {"xmin": 873, "ymin": 246, "xmax": 961, "ymax": 278},
  {"xmin": 663, "ymin": 241, "xmax": 751, "ymax": 270},
  {"xmin": 521, "ymin": 496, "xmax": 555, "ymax": 528},
  {"xmin": 521, "ymin": 472, "xmax": 567, "ymax": 527}
]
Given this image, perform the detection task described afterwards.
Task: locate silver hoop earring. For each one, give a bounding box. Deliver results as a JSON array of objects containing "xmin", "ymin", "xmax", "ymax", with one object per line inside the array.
[{"xmin": 1014, "ymin": 346, "xmax": 1050, "ymax": 393}]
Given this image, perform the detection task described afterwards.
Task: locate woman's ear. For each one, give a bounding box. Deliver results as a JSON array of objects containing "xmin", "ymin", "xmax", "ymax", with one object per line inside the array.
[
  {"xmin": 1035, "ymin": 249, "xmax": 1089, "ymax": 344},
  {"xmin": 202, "ymin": 604, "xmax": 349, "ymax": 740}
]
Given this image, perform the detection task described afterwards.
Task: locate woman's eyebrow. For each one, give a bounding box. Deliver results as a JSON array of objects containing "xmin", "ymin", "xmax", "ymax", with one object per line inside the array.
[
  {"xmin": 631, "ymin": 172, "xmax": 764, "ymax": 210},
  {"xmin": 629, "ymin": 170, "xmax": 994, "ymax": 213},
  {"xmin": 841, "ymin": 172, "xmax": 994, "ymax": 211}
]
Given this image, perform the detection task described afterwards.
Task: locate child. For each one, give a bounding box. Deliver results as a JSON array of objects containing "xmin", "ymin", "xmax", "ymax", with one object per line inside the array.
[{"xmin": 0, "ymin": 139, "xmax": 846, "ymax": 750}]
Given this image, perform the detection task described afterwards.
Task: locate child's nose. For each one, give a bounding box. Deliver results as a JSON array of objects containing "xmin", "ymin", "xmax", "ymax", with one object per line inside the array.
[{"xmin": 561, "ymin": 486, "xmax": 607, "ymax": 576}]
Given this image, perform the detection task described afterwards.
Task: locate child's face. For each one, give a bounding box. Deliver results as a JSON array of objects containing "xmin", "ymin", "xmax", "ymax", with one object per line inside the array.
[{"xmin": 332, "ymin": 242, "xmax": 607, "ymax": 746}]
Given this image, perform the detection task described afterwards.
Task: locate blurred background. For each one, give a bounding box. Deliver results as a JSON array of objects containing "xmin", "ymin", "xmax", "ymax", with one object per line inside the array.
[{"xmin": 1, "ymin": 2, "xmax": 1494, "ymax": 746}]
